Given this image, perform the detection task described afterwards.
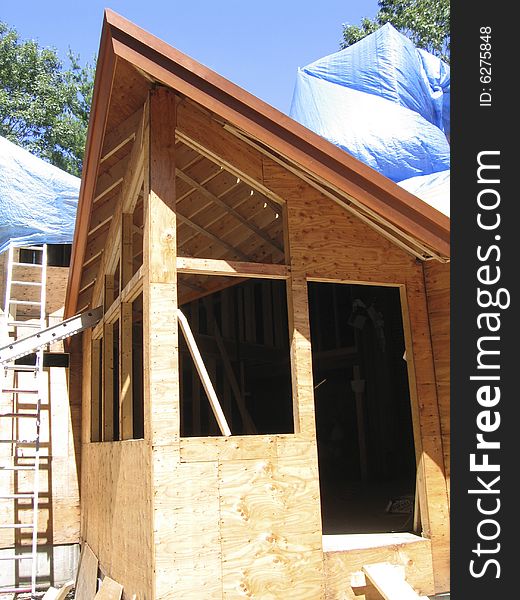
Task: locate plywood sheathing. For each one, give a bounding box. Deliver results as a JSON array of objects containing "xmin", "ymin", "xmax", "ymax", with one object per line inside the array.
[
  {"xmin": 80, "ymin": 330, "xmax": 153, "ymax": 598},
  {"xmin": 423, "ymin": 261, "xmax": 450, "ymax": 507}
]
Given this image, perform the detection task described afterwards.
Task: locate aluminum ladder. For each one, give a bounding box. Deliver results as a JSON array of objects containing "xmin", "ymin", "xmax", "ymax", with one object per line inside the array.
[{"xmin": 0, "ymin": 243, "xmax": 47, "ymax": 596}]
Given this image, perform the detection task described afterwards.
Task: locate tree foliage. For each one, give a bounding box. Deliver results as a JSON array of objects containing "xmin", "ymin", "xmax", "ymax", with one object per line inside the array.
[
  {"xmin": 341, "ymin": 0, "xmax": 450, "ymax": 63},
  {"xmin": 0, "ymin": 21, "xmax": 94, "ymax": 176}
]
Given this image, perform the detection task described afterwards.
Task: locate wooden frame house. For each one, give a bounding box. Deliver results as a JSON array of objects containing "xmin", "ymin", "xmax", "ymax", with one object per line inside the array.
[{"xmin": 66, "ymin": 10, "xmax": 450, "ymax": 599}]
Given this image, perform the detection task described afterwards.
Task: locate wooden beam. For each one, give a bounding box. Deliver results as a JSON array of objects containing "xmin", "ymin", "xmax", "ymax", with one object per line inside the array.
[
  {"xmin": 65, "ymin": 28, "xmax": 117, "ymax": 318},
  {"xmin": 143, "ymin": 86, "xmax": 179, "ymax": 446},
  {"xmin": 101, "ymin": 106, "xmax": 143, "ymax": 163},
  {"xmin": 90, "ymin": 211, "xmax": 123, "ymax": 310},
  {"xmin": 176, "ymin": 169, "xmax": 283, "ymax": 254},
  {"xmin": 176, "ymin": 257, "xmax": 288, "ymax": 279},
  {"xmin": 102, "ymin": 318, "xmax": 114, "ymax": 441},
  {"xmin": 229, "ymin": 125, "xmax": 437, "ymax": 260},
  {"xmin": 177, "ymin": 309, "xmax": 231, "ymax": 436},
  {"xmin": 176, "ymin": 158, "xmax": 222, "ymax": 203}
]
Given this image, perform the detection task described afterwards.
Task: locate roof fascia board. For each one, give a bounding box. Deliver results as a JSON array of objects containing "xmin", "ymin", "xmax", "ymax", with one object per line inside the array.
[{"xmin": 65, "ymin": 15, "xmax": 117, "ymax": 317}]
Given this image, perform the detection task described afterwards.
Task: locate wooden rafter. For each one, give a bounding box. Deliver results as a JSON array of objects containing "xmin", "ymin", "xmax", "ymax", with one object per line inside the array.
[
  {"xmin": 93, "ymin": 156, "xmax": 128, "ymax": 203},
  {"xmin": 176, "ymin": 162, "xmax": 222, "ymax": 204},
  {"xmin": 176, "ymin": 212, "xmax": 251, "ymax": 261},
  {"xmin": 101, "ymin": 106, "xmax": 143, "ymax": 163},
  {"xmin": 176, "ymin": 169, "xmax": 283, "ymax": 255},
  {"xmin": 88, "ymin": 190, "xmax": 120, "ymax": 236}
]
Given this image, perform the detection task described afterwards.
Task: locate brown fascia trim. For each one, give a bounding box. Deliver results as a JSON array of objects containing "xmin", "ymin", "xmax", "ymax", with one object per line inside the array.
[
  {"xmin": 66, "ymin": 9, "xmax": 450, "ymax": 316},
  {"xmin": 65, "ymin": 16, "xmax": 117, "ymax": 318}
]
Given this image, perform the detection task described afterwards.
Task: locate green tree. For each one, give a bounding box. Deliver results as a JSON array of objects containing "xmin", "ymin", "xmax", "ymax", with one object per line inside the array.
[
  {"xmin": 341, "ymin": 0, "xmax": 450, "ymax": 63},
  {"xmin": 0, "ymin": 21, "xmax": 95, "ymax": 176}
]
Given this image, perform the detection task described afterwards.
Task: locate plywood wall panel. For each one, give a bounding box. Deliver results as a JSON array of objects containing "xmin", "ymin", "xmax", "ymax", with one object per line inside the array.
[
  {"xmin": 218, "ymin": 456, "xmax": 323, "ymax": 600},
  {"xmin": 81, "ymin": 440, "xmax": 153, "ymax": 599},
  {"xmin": 153, "ymin": 452, "xmax": 222, "ymax": 599}
]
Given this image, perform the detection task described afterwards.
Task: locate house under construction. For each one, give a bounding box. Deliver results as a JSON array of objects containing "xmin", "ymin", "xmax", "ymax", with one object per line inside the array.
[{"xmin": 1, "ymin": 10, "xmax": 450, "ymax": 599}]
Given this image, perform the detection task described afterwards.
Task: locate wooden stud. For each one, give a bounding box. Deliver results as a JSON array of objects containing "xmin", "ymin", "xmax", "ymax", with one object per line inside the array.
[
  {"xmin": 285, "ymin": 273, "xmax": 316, "ymax": 437},
  {"xmin": 102, "ymin": 318, "xmax": 114, "ymax": 442}
]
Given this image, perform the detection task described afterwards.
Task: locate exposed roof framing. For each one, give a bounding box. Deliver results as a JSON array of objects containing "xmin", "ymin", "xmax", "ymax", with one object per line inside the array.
[{"xmin": 65, "ymin": 9, "xmax": 450, "ymax": 316}]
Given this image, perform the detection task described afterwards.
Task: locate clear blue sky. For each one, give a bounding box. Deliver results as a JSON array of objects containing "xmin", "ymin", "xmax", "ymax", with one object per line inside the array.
[{"xmin": 2, "ymin": 0, "xmax": 378, "ymax": 114}]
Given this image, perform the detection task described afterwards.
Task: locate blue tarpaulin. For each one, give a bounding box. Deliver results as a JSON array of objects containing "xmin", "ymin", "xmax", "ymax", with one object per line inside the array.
[
  {"xmin": 290, "ymin": 23, "xmax": 450, "ymax": 194},
  {"xmin": 0, "ymin": 136, "xmax": 80, "ymax": 254}
]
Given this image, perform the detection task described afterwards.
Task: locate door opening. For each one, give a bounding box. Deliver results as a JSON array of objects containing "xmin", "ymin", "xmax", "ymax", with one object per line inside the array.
[{"xmin": 308, "ymin": 282, "xmax": 416, "ymax": 535}]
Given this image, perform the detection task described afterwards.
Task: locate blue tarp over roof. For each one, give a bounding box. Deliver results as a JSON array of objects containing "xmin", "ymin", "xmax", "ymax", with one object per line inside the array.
[
  {"xmin": 0, "ymin": 136, "xmax": 80, "ymax": 254},
  {"xmin": 289, "ymin": 23, "xmax": 450, "ymax": 215}
]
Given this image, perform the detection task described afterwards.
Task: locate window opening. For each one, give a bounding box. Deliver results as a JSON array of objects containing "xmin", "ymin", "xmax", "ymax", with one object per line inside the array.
[{"xmin": 178, "ymin": 276, "xmax": 293, "ymax": 437}]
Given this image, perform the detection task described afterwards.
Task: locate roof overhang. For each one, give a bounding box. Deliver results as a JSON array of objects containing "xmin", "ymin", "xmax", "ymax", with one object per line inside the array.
[{"xmin": 65, "ymin": 9, "xmax": 450, "ymax": 317}]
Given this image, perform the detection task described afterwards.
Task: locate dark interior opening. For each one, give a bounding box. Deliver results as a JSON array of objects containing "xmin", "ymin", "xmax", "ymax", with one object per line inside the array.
[
  {"xmin": 179, "ymin": 278, "xmax": 293, "ymax": 437},
  {"xmin": 90, "ymin": 339, "xmax": 103, "ymax": 443},
  {"xmin": 112, "ymin": 320, "xmax": 120, "ymax": 441},
  {"xmin": 308, "ymin": 282, "xmax": 416, "ymax": 535},
  {"xmin": 19, "ymin": 244, "xmax": 71, "ymax": 267},
  {"xmin": 132, "ymin": 293, "xmax": 144, "ymax": 439},
  {"xmin": 16, "ymin": 352, "xmax": 70, "ymax": 368}
]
